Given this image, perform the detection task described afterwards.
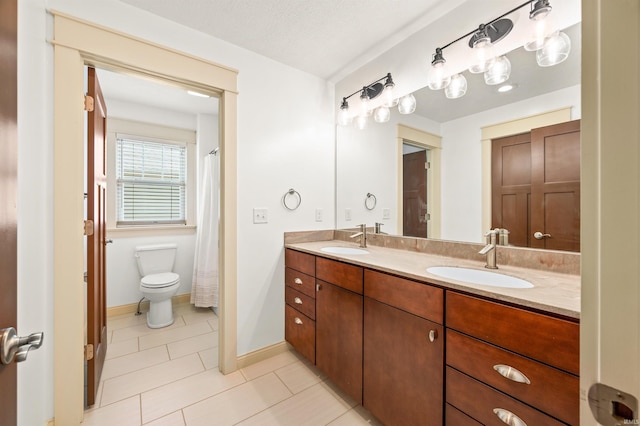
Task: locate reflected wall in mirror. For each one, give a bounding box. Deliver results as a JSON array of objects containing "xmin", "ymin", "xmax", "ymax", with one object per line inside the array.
[{"xmin": 336, "ymin": 14, "xmax": 581, "ymax": 251}]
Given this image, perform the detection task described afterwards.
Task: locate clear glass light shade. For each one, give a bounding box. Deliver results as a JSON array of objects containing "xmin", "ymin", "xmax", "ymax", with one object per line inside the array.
[
  {"xmin": 383, "ymin": 84, "xmax": 398, "ymax": 107},
  {"xmin": 373, "ymin": 106, "xmax": 391, "ymax": 123},
  {"xmin": 445, "ymin": 73, "xmax": 467, "ymax": 99},
  {"xmin": 469, "ymin": 39, "xmax": 495, "ymax": 74},
  {"xmin": 536, "ymin": 31, "xmax": 571, "ymax": 66},
  {"xmin": 397, "ymin": 94, "xmax": 416, "ymax": 114},
  {"xmin": 484, "ymin": 56, "xmax": 511, "ymax": 85},
  {"xmin": 360, "ymin": 94, "xmax": 371, "ymax": 116},
  {"xmin": 337, "ymin": 106, "xmax": 352, "ymax": 126},
  {"xmin": 524, "ymin": 16, "xmax": 551, "ymax": 51},
  {"xmin": 355, "ymin": 114, "xmax": 368, "ymax": 130},
  {"xmin": 427, "ymin": 61, "xmax": 451, "ymax": 90}
]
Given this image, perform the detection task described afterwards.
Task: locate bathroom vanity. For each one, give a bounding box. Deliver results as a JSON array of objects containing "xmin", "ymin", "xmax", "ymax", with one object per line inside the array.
[{"xmin": 284, "ymin": 231, "xmax": 580, "ymax": 426}]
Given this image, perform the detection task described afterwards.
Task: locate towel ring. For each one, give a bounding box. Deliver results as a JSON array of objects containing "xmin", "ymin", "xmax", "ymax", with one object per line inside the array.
[
  {"xmin": 365, "ymin": 193, "xmax": 377, "ymax": 210},
  {"xmin": 283, "ymin": 188, "xmax": 302, "ymax": 211}
]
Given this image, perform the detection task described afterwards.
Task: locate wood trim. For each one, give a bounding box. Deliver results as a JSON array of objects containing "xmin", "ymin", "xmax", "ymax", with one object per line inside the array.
[
  {"xmin": 106, "ymin": 293, "xmax": 191, "ymax": 318},
  {"xmin": 236, "ymin": 341, "xmax": 290, "ymax": 369}
]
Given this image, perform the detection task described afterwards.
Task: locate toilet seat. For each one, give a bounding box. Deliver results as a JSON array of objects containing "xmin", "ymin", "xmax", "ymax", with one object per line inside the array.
[{"xmin": 141, "ymin": 272, "xmax": 180, "ymax": 289}]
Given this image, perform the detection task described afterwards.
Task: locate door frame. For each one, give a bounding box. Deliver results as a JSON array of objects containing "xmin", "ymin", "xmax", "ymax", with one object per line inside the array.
[{"xmin": 52, "ymin": 11, "xmax": 238, "ymax": 424}]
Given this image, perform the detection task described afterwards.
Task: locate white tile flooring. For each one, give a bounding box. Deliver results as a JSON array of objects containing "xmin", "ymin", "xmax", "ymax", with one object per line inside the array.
[{"xmin": 83, "ymin": 303, "xmax": 381, "ymax": 425}]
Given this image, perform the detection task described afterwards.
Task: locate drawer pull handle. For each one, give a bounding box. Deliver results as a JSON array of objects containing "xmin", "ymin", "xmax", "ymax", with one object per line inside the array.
[
  {"xmin": 493, "ymin": 364, "xmax": 531, "ymax": 384},
  {"xmin": 294, "ymin": 278, "xmax": 303, "ymax": 285},
  {"xmin": 294, "ymin": 317, "xmax": 303, "ymax": 325},
  {"xmin": 294, "ymin": 297, "xmax": 303, "ymax": 305},
  {"xmin": 428, "ymin": 330, "xmax": 438, "ymax": 342},
  {"xmin": 493, "ymin": 408, "xmax": 527, "ymax": 426}
]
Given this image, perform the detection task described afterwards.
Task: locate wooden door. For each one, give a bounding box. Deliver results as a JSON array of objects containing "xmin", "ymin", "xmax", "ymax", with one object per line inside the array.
[
  {"xmin": 403, "ymin": 150, "xmax": 428, "ymax": 238},
  {"xmin": 86, "ymin": 67, "xmax": 108, "ymax": 406},
  {"xmin": 0, "ymin": 0, "xmax": 18, "ymax": 423},
  {"xmin": 315, "ymin": 281, "xmax": 363, "ymax": 404},
  {"xmin": 491, "ymin": 132, "xmax": 532, "ymax": 247},
  {"xmin": 363, "ymin": 298, "xmax": 444, "ymax": 426},
  {"xmin": 530, "ymin": 120, "xmax": 581, "ymax": 251}
]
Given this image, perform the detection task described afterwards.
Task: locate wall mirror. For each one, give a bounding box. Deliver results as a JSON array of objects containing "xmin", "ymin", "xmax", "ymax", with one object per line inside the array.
[{"xmin": 336, "ymin": 13, "xmax": 581, "ymax": 252}]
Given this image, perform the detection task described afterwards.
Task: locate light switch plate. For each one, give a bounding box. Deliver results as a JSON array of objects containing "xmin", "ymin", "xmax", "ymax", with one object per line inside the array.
[
  {"xmin": 253, "ymin": 208, "xmax": 268, "ymax": 224},
  {"xmin": 382, "ymin": 208, "xmax": 391, "ymax": 220},
  {"xmin": 315, "ymin": 208, "xmax": 323, "ymax": 222},
  {"xmin": 345, "ymin": 208, "xmax": 352, "ymax": 221}
]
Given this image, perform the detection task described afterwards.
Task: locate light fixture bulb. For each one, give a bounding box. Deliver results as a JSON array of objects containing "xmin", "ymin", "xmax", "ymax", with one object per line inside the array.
[
  {"xmin": 337, "ymin": 99, "xmax": 352, "ymax": 126},
  {"xmin": 469, "ymin": 26, "xmax": 496, "ymax": 74},
  {"xmin": 445, "ymin": 73, "xmax": 467, "ymax": 99},
  {"xmin": 383, "ymin": 74, "xmax": 398, "ymax": 107},
  {"xmin": 355, "ymin": 114, "xmax": 368, "ymax": 130},
  {"xmin": 373, "ymin": 106, "xmax": 391, "ymax": 123},
  {"xmin": 427, "ymin": 49, "xmax": 451, "ymax": 90},
  {"xmin": 397, "ymin": 94, "xmax": 416, "ymax": 115},
  {"xmin": 524, "ymin": 0, "xmax": 553, "ymax": 51},
  {"xmin": 536, "ymin": 31, "xmax": 571, "ymax": 66},
  {"xmin": 484, "ymin": 55, "xmax": 511, "ymax": 85},
  {"xmin": 360, "ymin": 88, "xmax": 372, "ymax": 116}
]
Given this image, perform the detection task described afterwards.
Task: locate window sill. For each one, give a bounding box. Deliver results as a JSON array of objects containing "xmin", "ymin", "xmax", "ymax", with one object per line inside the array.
[{"xmin": 107, "ymin": 225, "xmax": 196, "ymax": 238}]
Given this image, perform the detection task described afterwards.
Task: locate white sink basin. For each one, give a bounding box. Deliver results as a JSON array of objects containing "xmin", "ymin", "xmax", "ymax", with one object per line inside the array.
[
  {"xmin": 426, "ymin": 266, "xmax": 533, "ymax": 289},
  {"xmin": 321, "ymin": 246, "xmax": 369, "ymax": 255}
]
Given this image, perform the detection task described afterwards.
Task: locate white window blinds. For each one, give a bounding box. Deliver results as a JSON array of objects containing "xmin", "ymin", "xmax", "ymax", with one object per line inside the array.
[{"xmin": 116, "ymin": 137, "xmax": 187, "ymax": 225}]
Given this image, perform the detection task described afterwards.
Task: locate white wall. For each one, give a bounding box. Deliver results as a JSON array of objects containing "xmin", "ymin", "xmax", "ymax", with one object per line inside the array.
[
  {"xmin": 18, "ymin": 0, "xmax": 334, "ymax": 423},
  {"xmin": 439, "ymin": 84, "xmax": 581, "ymax": 242}
]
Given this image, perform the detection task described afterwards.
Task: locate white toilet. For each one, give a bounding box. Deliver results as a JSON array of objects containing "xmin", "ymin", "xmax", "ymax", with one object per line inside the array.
[{"xmin": 135, "ymin": 244, "xmax": 181, "ymax": 328}]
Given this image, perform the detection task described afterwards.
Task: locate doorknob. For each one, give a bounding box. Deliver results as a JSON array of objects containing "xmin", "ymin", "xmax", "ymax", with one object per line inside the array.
[
  {"xmin": 105, "ymin": 239, "xmax": 113, "ymax": 245},
  {"xmin": 533, "ymin": 231, "xmax": 551, "ymax": 240},
  {"xmin": 0, "ymin": 327, "xmax": 44, "ymax": 364}
]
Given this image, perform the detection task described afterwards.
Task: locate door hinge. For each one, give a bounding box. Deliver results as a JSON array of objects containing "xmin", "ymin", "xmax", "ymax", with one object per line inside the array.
[
  {"xmin": 84, "ymin": 95, "xmax": 94, "ymax": 112},
  {"xmin": 425, "ymin": 162, "xmax": 430, "ymax": 169},
  {"xmin": 85, "ymin": 344, "xmax": 94, "ymax": 361},
  {"xmin": 425, "ymin": 213, "xmax": 431, "ymax": 221},
  {"xmin": 84, "ymin": 220, "xmax": 94, "ymax": 236}
]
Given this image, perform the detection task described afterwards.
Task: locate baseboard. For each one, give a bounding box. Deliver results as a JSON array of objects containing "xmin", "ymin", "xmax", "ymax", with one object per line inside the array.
[
  {"xmin": 107, "ymin": 293, "xmax": 191, "ymax": 318},
  {"xmin": 236, "ymin": 341, "xmax": 290, "ymax": 369}
]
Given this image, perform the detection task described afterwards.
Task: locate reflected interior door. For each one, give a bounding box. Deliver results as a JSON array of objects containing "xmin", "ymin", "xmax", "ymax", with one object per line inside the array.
[
  {"xmin": 86, "ymin": 67, "xmax": 108, "ymax": 406},
  {"xmin": 403, "ymin": 150, "xmax": 428, "ymax": 238},
  {"xmin": 0, "ymin": 0, "xmax": 18, "ymax": 423}
]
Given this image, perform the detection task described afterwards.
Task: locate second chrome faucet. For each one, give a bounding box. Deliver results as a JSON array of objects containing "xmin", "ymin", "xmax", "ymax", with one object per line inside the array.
[
  {"xmin": 350, "ymin": 224, "xmax": 367, "ymax": 248},
  {"xmin": 479, "ymin": 229, "xmax": 498, "ymax": 269}
]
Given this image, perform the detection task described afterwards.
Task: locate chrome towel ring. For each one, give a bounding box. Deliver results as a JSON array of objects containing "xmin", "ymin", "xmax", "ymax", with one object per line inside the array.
[
  {"xmin": 365, "ymin": 193, "xmax": 377, "ymax": 210},
  {"xmin": 283, "ymin": 188, "xmax": 302, "ymax": 211}
]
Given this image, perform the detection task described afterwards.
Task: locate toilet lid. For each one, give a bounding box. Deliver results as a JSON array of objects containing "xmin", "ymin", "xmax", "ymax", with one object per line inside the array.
[{"xmin": 141, "ymin": 272, "xmax": 180, "ymax": 288}]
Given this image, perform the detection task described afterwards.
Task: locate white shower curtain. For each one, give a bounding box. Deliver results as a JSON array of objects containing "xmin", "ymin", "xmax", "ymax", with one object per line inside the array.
[{"xmin": 191, "ymin": 153, "xmax": 219, "ymax": 308}]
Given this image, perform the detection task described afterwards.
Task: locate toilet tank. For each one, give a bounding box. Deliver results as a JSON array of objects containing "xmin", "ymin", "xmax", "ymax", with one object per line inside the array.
[{"xmin": 135, "ymin": 244, "xmax": 177, "ymax": 276}]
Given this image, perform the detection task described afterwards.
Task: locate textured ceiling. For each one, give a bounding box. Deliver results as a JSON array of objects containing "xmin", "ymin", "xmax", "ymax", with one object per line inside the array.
[{"xmin": 117, "ymin": 0, "xmax": 460, "ymax": 80}]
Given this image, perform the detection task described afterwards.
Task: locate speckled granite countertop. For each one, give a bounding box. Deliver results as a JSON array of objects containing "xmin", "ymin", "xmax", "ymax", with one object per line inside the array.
[{"xmin": 285, "ymin": 240, "xmax": 580, "ymax": 320}]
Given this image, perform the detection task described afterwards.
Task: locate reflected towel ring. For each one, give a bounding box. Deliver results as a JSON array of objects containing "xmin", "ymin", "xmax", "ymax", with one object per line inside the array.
[
  {"xmin": 283, "ymin": 188, "xmax": 302, "ymax": 211},
  {"xmin": 365, "ymin": 193, "xmax": 377, "ymax": 210}
]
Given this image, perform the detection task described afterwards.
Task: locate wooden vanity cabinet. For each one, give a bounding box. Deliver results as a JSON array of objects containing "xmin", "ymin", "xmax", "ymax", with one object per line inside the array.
[
  {"xmin": 315, "ymin": 256, "xmax": 364, "ymax": 404},
  {"xmin": 363, "ymin": 270, "xmax": 444, "ymax": 426},
  {"xmin": 445, "ymin": 292, "xmax": 580, "ymax": 425},
  {"xmin": 284, "ymin": 249, "xmax": 316, "ymax": 363}
]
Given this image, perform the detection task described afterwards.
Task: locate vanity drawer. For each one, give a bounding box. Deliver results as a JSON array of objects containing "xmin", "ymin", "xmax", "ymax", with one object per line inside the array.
[
  {"xmin": 445, "ymin": 404, "xmax": 482, "ymax": 426},
  {"xmin": 285, "ymin": 249, "xmax": 315, "ymax": 276},
  {"xmin": 447, "ymin": 330, "xmax": 578, "ymax": 424},
  {"xmin": 316, "ymin": 257, "xmax": 363, "ymax": 294},
  {"xmin": 446, "ymin": 292, "xmax": 579, "ymax": 375},
  {"xmin": 285, "ymin": 267, "xmax": 316, "ymax": 299},
  {"xmin": 364, "ymin": 269, "xmax": 443, "ymax": 323},
  {"xmin": 446, "ymin": 367, "xmax": 567, "ymax": 426},
  {"xmin": 285, "ymin": 286, "xmax": 315, "ymax": 320},
  {"xmin": 285, "ymin": 305, "xmax": 315, "ymax": 364}
]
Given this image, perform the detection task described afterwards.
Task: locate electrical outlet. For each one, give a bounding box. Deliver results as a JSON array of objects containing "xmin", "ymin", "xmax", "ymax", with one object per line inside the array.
[
  {"xmin": 345, "ymin": 208, "xmax": 352, "ymax": 221},
  {"xmin": 382, "ymin": 208, "xmax": 391, "ymax": 220},
  {"xmin": 253, "ymin": 208, "xmax": 268, "ymax": 224},
  {"xmin": 315, "ymin": 208, "xmax": 323, "ymax": 222}
]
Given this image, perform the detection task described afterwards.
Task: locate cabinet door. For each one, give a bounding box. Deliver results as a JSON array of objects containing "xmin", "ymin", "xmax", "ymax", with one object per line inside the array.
[
  {"xmin": 363, "ymin": 297, "xmax": 444, "ymax": 426},
  {"xmin": 316, "ymin": 280, "xmax": 363, "ymax": 404}
]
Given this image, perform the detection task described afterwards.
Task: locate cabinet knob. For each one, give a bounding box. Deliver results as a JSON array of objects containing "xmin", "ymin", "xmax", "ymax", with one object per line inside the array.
[
  {"xmin": 493, "ymin": 364, "xmax": 531, "ymax": 384},
  {"xmin": 294, "ymin": 278, "xmax": 303, "ymax": 285},
  {"xmin": 428, "ymin": 329, "xmax": 438, "ymax": 342},
  {"xmin": 294, "ymin": 297, "xmax": 303, "ymax": 305},
  {"xmin": 294, "ymin": 317, "xmax": 303, "ymax": 325},
  {"xmin": 493, "ymin": 408, "xmax": 527, "ymax": 426}
]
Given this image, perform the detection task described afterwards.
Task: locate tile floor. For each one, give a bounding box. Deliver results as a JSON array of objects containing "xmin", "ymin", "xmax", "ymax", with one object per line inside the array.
[{"xmin": 83, "ymin": 303, "xmax": 381, "ymax": 425}]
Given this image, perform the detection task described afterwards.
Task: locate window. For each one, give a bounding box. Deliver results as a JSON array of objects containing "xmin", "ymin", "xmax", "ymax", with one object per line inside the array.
[{"xmin": 116, "ymin": 136, "xmax": 187, "ymax": 225}]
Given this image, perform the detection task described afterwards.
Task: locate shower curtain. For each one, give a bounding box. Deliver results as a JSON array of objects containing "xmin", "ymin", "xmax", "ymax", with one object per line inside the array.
[{"xmin": 191, "ymin": 153, "xmax": 219, "ymax": 308}]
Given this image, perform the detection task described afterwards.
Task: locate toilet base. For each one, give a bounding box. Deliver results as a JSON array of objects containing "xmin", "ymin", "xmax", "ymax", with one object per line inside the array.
[{"xmin": 146, "ymin": 298, "xmax": 175, "ymax": 328}]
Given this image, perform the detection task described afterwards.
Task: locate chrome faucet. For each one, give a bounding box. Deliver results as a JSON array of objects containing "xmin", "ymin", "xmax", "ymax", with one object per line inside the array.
[
  {"xmin": 479, "ymin": 229, "xmax": 499, "ymax": 269},
  {"xmin": 350, "ymin": 224, "xmax": 367, "ymax": 248},
  {"xmin": 374, "ymin": 222, "xmax": 386, "ymax": 234}
]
